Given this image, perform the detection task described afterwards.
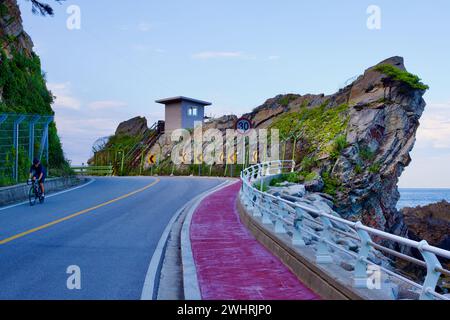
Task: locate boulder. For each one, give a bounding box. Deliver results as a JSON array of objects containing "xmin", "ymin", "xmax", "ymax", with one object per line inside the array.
[{"xmin": 115, "ymin": 116, "xmax": 148, "ymax": 136}]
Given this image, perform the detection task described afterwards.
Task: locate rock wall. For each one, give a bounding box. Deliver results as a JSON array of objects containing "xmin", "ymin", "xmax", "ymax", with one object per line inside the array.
[{"xmin": 0, "ymin": 0, "xmax": 34, "ymax": 57}]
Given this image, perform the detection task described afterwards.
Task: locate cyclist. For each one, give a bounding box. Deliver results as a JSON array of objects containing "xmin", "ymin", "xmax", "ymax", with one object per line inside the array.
[{"xmin": 29, "ymin": 158, "xmax": 46, "ymax": 198}]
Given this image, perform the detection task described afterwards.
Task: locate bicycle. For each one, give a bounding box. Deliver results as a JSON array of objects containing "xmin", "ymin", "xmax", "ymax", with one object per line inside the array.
[{"xmin": 28, "ymin": 179, "xmax": 45, "ymax": 206}]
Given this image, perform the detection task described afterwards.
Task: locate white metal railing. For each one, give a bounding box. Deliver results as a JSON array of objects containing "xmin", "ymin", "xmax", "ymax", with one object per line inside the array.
[{"xmin": 240, "ymin": 160, "xmax": 450, "ymax": 300}]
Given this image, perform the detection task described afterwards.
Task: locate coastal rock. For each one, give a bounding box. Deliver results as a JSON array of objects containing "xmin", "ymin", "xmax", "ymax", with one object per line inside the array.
[{"xmin": 401, "ymin": 201, "xmax": 450, "ymax": 251}]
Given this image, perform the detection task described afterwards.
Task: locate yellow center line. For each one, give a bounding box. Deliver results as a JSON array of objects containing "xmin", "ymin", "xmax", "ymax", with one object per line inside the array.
[{"xmin": 0, "ymin": 178, "xmax": 161, "ymax": 245}]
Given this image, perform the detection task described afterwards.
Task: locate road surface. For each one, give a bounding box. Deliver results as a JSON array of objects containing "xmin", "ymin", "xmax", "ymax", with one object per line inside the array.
[{"xmin": 0, "ymin": 176, "xmax": 223, "ymax": 300}]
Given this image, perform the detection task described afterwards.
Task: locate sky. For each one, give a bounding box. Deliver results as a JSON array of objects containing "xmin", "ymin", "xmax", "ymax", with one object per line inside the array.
[{"xmin": 18, "ymin": 0, "xmax": 450, "ymax": 187}]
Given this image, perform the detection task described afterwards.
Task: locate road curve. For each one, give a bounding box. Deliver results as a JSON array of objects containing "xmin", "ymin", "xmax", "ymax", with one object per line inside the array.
[{"xmin": 0, "ymin": 176, "xmax": 224, "ymax": 300}]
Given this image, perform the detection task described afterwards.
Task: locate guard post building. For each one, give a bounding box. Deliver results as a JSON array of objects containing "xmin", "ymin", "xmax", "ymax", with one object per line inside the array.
[{"xmin": 155, "ymin": 96, "xmax": 212, "ymax": 132}]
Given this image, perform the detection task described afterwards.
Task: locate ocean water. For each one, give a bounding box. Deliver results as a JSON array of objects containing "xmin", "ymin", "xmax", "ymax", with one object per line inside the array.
[{"xmin": 397, "ymin": 188, "xmax": 450, "ymax": 209}]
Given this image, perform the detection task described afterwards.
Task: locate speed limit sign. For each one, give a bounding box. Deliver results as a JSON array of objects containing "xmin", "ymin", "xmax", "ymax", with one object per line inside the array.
[{"xmin": 235, "ymin": 117, "xmax": 253, "ymax": 135}]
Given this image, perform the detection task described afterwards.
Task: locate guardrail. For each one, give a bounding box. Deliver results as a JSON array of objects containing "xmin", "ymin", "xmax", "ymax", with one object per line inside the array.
[
  {"xmin": 240, "ymin": 160, "xmax": 450, "ymax": 300},
  {"xmin": 71, "ymin": 165, "xmax": 113, "ymax": 176}
]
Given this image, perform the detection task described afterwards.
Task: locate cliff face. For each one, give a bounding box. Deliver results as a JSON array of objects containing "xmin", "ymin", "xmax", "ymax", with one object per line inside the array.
[
  {"xmin": 241, "ymin": 57, "xmax": 427, "ymax": 242},
  {"xmin": 0, "ymin": 0, "xmax": 68, "ymax": 175},
  {"xmin": 0, "ymin": 0, "xmax": 34, "ymax": 57}
]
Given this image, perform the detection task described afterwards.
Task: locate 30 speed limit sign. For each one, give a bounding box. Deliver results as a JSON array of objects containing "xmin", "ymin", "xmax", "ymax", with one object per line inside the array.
[{"xmin": 235, "ymin": 117, "xmax": 253, "ymax": 135}]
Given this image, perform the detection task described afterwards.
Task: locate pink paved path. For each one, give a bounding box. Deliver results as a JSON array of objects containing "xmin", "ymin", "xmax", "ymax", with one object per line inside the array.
[{"xmin": 190, "ymin": 182, "xmax": 320, "ymax": 300}]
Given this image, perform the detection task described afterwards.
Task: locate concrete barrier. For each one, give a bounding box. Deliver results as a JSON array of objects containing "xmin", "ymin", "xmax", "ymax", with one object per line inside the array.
[{"xmin": 0, "ymin": 176, "xmax": 89, "ymax": 207}]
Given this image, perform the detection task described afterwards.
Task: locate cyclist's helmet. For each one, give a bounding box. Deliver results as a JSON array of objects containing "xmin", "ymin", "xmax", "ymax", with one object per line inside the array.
[{"xmin": 33, "ymin": 158, "xmax": 40, "ymax": 165}]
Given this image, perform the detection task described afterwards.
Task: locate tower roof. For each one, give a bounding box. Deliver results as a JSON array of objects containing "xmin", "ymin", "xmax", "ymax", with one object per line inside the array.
[{"xmin": 155, "ymin": 96, "xmax": 212, "ymax": 106}]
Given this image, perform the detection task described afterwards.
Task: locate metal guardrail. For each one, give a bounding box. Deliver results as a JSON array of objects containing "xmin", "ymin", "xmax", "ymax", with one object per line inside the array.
[
  {"xmin": 71, "ymin": 165, "xmax": 113, "ymax": 176},
  {"xmin": 240, "ymin": 160, "xmax": 450, "ymax": 300}
]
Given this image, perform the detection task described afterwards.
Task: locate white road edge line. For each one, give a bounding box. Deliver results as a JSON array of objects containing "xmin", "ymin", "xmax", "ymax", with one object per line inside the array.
[
  {"xmin": 0, "ymin": 178, "xmax": 96, "ymax": 212},
  {"xmin": 140, "ymin": 180, "xmax": 232, "ymax": 300}
]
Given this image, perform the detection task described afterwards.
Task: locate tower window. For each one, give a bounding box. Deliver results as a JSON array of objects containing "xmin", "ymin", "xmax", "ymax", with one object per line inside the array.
[{"xmin": 188, "ymin": 106, "xmax": 198, "ymax": 117}]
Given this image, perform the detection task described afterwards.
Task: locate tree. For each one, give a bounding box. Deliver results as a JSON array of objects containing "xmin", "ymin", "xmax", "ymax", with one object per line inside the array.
[{"xmin": 26, "ymin": 0, "xmax": 65, "ymax": 16}]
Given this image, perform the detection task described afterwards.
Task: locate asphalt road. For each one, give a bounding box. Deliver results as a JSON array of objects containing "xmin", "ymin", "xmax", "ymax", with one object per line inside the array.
[{"xmin": 0, "ymin": 176, "xmax": 223, "ymax": 300}]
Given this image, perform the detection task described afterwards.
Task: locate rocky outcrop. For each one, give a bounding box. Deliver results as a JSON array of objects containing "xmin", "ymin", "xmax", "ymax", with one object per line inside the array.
[
  {"xmin": 115, "ymin": 116, "xmax": 148, "ymax": 136},
  {"xmin": 96, "ymin": 57, "xmax": 428, "ymax": 245},
  {"xmin": 402, "ymin": 201, "xmax": 450, "ymax": 251},
  {"xmin": 0, "ymin": 0, "xmax": 34, "ymax": 57}
]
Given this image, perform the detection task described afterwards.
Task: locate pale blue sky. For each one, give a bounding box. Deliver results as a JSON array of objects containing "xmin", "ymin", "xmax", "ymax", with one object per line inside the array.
[{"xmin": 19, "ymin": 0, "xmax": 450, "ymax": 187}]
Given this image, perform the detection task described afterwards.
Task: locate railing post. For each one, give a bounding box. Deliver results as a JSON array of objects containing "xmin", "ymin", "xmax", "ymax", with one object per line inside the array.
[
  {"xmin": 292, "ymin": 207, "xmax": 306, "ymax": 247},
  {"xmin": 418, "ymin": 240, "xmax": 443, "ymax": 300},
  {"xmin": 273, "ymin": 197, "xmax": 287, "ymax": 234},
  {"xmin": 316, "ymin": 216, "xmax": 333, "ymax": 264},
  {"xmin": 252, "ymin": 193, "xmax": 262, "ymax": 217},
  {"xmin": 353, "ymin": 222, "xmax": 372, "ymax": 288},
  {"xmin": 260, "ymin": 198, "xmax": 272, "ymax": 224}
]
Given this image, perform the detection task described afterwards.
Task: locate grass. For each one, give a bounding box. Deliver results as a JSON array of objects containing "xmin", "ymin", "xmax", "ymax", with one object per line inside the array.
[
  {"xmin": 374, "ymin": 64, "xmax": 429, "ymax": 91},
  {"xmin": 368, "ymin": 162, "xmax": 381, "ymax": 174},
  {"xmin": 269, "ymin": 172, "xmax": 302, "ymax": 186},
  {"xmin": 253, "ymin": 182, "xmax": 269, "ymax": 192},
  {"xmin": 322, "ymin": 172, "xmax": 341, "ymax": 197},
  {"xmin": 359, "ymin": 146, "xmax": 376, "ymax": 161},
  {"xmin": 269, "ymin": 102, "xmax": 349, "ymax": 158}
]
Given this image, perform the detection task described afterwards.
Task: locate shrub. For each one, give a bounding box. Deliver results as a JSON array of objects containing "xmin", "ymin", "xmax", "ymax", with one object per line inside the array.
[
  {"xmin": 369, "ymin": 162, "xmax": 381, "ymax": 174},
  {"xmin": 253, "ymin": 182, "xmax": 269, "ymax": 192},
  {"xmin": 322, "ymin": 172, "xmax": 341, "ymax": 197},
  {"xmin": 374, "ymin": 64, "xmax": 429, "ymax": 91},
  {"xmin": 359, "ymin": 146, "xmax": 375, "ymax": 161}
]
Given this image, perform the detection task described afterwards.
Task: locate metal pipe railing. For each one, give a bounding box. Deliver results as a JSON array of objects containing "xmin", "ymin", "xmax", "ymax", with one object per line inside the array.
[{"xmin": 240, "ymin": 160, "xmax": 450, "ymax": 300}]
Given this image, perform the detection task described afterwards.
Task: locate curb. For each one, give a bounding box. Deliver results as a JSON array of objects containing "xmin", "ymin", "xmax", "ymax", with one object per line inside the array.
[{"xmin": 140, "ymin": 180, "xmax": 232, "ymax": 300}]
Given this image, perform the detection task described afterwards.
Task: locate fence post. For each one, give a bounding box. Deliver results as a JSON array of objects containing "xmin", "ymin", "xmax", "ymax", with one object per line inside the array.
[
  {"xmin": 292, "ymin": 207, "xmax": 306, "ymax": 247},
  {"xmin": 261, "ymin": 197, "xmax": 273, "ymax": 225},
  {"xmin": 28, "ymin": 115, "xmax": 40, "ymax": 162},
  {"xmin": 418, "ymin": 240, "xmax": 443, "ymax": 300},
  {"xmin": 13, "ymin": 115, "xmax": 26, "ymax": 182},
  {"xmin": 353, "ymin": 222, "xmax": 372, "ymax": 288},
  {"xmin": 273, "ymin": 197, "xmax": 287, "ymax": 234},
  {"xmin": 316, "ymin": 216, "xmax": 333, "ymax": 264}
]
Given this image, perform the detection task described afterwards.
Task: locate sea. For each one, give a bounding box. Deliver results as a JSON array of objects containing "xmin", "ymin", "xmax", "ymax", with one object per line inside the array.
[{"xmin": 397, "ymin": 188, "xmax": 450, "ymax": 210}]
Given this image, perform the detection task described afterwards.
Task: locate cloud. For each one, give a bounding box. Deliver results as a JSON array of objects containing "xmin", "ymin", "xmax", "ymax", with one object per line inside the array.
[
  {"xmin": 88, "ymin": 100, "xmax": 128, "ymax": 110},
  {"xmin": 192, "ymin": 51, "xmax": 245, "ymax": 59},
  {"xmin": 416, "ymin": 102, "xmax": 450, "ymax": 149},
  {"xmin": 138, "ymin": 21, "xmax": 152, "ymax": 32},
  {"xmin": 47, "ymin": 82, "xmax": 81, "ymax": 110}
]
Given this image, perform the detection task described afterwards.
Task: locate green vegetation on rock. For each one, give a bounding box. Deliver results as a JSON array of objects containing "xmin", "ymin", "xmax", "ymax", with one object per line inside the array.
[
  {"xmin": 374, "ymin": 64, "xmax": 429, "ymax": 91},
  {"xmin": 322, "ymin": 172, "xmax": 341, "ymax": 197},
  {"xmin": 270, "ymin": 102, "xmax": 350, "ymax": 157},
  {"xmin": 0, "ymin": 47, "xmax": 70, "ymax": 184}
]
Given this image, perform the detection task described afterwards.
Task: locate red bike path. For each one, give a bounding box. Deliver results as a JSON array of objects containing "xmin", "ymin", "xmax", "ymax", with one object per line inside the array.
[{"xmin": 190, "ymin": 182, "xmax": 320, "ymax": 300}]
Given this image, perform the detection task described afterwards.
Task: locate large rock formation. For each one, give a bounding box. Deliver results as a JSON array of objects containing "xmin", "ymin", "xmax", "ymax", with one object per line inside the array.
[
  {"xmin": 97, "ymin": 57, "xmax": 428, "ymax": 243},
  {"xmin": 238, "ymin": 57, "xmax": 427, "ymax": 246},
  {"xmin": 115, "ymin": 116, "xmax": 149, "ymax": 137}
]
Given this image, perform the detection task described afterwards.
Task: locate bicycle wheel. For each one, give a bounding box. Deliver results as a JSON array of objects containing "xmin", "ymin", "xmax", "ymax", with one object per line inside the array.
[
  {"xmin": 39, "ymin": 192, "xmax": 45, "ymax": 204},
  {"xmin": 29, "ymin": 187, "xmax": 37, "ymax": 206}
]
